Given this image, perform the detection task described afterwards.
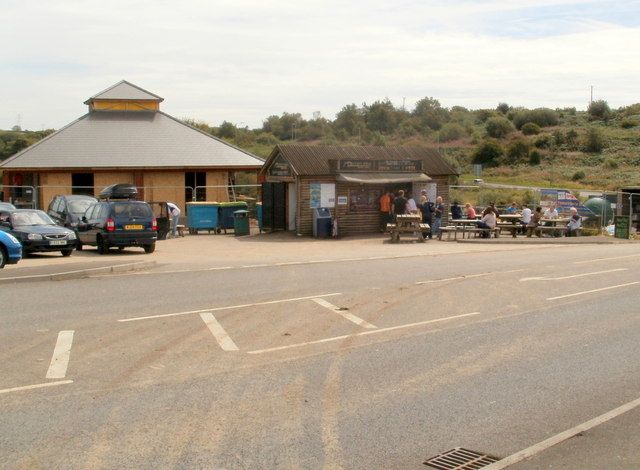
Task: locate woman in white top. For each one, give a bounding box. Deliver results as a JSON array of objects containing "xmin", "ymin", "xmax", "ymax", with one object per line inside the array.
[{"xmin": 477, "ymin": 207, "xmax": 496, "ymax": 238}]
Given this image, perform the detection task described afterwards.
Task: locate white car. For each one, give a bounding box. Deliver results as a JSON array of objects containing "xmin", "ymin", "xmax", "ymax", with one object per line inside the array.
[{"xmin": 473, "ymin": 178, "xmax": 484, "ymax": 184}]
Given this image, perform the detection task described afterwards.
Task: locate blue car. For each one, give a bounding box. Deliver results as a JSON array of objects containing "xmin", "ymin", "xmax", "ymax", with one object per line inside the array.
[{"xmin": 0, "ymin": 230, "xmax": 22, "ymax": 268}]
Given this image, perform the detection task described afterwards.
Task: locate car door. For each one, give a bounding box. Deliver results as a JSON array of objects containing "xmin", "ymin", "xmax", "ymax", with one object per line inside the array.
[{"xmin": 79, "ymin": 204, "xmax": 98, "ymax": 244}]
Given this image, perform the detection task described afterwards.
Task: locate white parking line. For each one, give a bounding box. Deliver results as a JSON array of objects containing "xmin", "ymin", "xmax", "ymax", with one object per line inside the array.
[
  {"xmin": 574, "ymin": 254, "xmax": 640, "ymax": 264},
  {"xmin": 200, "ymin": 312, "xmax": 239, "ymax": 351},
  {"xmin": 416, "ymin": 269, "xmax": 524, "ymax": 285},
  {"xmin": 46, "ymin": 330, "xmax": 74, "ymax": 379},
  {"xmin": 311, "ymin": 298, "xmax": 377, "ymax": 329},
  {"xmin": 520, "ymin": 268, "xmax": 628, "ymax": 282},
  {"xmin": 248, "ymin": 312, "xmax": 481, "ymax": 354},
  {"xmin": 547, "ymin": 282, "xmax": 639, "ymax": 301},
  {"xmin": 0, "ymin": 380, "xmax": 73, "ymax": 395},
  {"xmin": 486, "ymin": 394, "xmax": 640, "ymax": 469},
  {"xmin": 118, "ymin": 293, "xmax": 342, "ymax": 322}
]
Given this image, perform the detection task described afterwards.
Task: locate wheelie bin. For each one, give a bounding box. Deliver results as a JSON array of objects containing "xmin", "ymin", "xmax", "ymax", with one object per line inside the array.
[
  {"xmin": 219, "ymin": 201, "xmax": 248, "ymax": 233},
  {"xmin": 186, "ymin": 202, "xmax": 220, "ymax": 234}
]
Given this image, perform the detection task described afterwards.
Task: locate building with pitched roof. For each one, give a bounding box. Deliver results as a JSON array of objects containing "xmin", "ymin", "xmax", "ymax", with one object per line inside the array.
[
  {"xmin": 0, "ymin": 80, "xmax": 264, "ymax": 210},
  {"xmin": 259, "ymin": 144, "xmax": 458, "ymax": 236}
]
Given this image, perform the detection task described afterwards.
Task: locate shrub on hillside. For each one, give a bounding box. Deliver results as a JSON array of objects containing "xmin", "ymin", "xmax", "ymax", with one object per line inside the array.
[
  {"xmin": 512, "ymin": 108, "xmax": 559, "ymax": 129},
  {"xmin": 438, "ymin": 123, "xmax": 466, "ymax": 142},
  {"xmin": 584, "ymin": 127, "xmax": 606, "ymax": 153},
  {"xmin": 534, "ymin": 135, "xmax": 552, "ymax": 148},
  {"xmin": 474, "ymin": 109, "xmax": 493, "ymax": 123},
  {"xmin": 529, "ymin": 150, "xmax": 542, "ymax": 165},
  {"xmin": 571, "ymin": 170, "xmax": 586, "ymax": 181},
  {"xmin": 485, "ymin": 117, "xmax": 513, "ymax": 138},
  {"xmin": 552, "ymin": 130, "xmax": 564, "ymax": 146},
  {"xmin": 565, "ymin": 129, "xmax": 579, "ymax": 149},
  {"xmin": 588, "ymin": 100, "xmax": 611, "ymax": 121},
  {"xmin": 604, "ymin": 158, "xmax": 619, "ymax": 169},
  {"xmin": 496, "ymin": 103, "xmax": 510, "ymax": 114},
  {"xmin": 506, "ymin": 139, "xmax": 530, "ymax": 164},
  {"xmin": 620, "ymin": 118, "xmax": 639, "ymax": 129},
  {"xmin": 521, "ymin": 122, "xmax": 541, "ymax": 135},
  {"xmin": 472, "ymin": 139, "xmax": 504, "ymax": 167}
]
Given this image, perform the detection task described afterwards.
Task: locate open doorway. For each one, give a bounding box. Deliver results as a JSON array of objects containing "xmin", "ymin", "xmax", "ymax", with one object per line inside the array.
[{"xmin": 71, "ymin": 173, "xmax": 94, "ymax": 196}]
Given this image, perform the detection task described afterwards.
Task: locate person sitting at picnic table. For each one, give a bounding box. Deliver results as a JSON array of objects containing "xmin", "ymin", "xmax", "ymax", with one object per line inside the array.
[
  {"xmin": 406, "ymin": 192, "xmax": 418, "ymax": 214},
  {"xmin": 465, "ymin": 203, "xmax": 477, "ymax": 219},
  {"xmin": 392, "ymin": 190, "xmax": 407, "ymax": 219},
  {"xmin": 566, "ymin": 207, "xmax": 582, "ymax": 236},
  {"xmin": 476, "ymin": 207, "xmax": 497, "ymax": 238},
  {"xmin": 451, "ymin": 201, "xmax": 463, "ymax": 220},
  {"xmin": 526, "ymin": 206, "xmax": 543, "ymax": 237},
  {"xmin": 506, "ymin": 202, "xmax": 518, "ymax": 214},
  {"xmin": 520, "ymin": 205, "xmax": 532, "ymax": 234},
  {"xmin": 419, "ymin": 195, "xmax": 434, "ymax": 239},
  {"xmin": 543, "ymin": 204, "xmax": 558, "ymax": 220}
]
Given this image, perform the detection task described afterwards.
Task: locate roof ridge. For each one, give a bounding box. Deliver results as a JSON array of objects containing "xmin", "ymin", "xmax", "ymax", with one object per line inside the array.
[{"xmin": 85, "ymin": 80, "xmax": 164, "ymax": 103}]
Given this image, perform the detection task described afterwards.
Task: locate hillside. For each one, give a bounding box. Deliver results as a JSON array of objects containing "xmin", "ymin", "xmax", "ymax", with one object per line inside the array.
[{"xmin": 3, "ymin": 99, "xmax": 639, "ymax": 192}]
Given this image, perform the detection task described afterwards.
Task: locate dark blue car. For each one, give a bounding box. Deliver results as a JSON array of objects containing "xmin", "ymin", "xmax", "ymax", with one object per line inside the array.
[{"xmin": 0, "ymin": 230, "xmax": 22, "ymax": 268}]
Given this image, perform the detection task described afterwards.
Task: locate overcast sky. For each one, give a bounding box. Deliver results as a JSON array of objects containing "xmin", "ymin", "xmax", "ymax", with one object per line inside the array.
[{"xmin": 2, "ymin": 0, "xmax": 639, "ymax": 130}]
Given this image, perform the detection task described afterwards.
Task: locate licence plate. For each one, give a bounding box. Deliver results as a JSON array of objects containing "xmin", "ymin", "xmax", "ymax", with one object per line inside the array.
[
  {"xmin": 125, "ymin": 224, "xmax": 143, "ymax": 230},
  {"xmin": 49, "ymin": 240, "xmax": 67, "ymax": 246}
]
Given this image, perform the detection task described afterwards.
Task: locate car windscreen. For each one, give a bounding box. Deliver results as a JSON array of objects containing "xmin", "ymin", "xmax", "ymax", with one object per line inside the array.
[
  {"xmin": 11, "ymin": 211, "xmax": 56, "ymax": 226},
  {"xmin": 68, "ymin": 199, "xmax": 95, "ymax": 215},
  {"xmin": 112, "ymin": 203, "xmax": 153, "ymax": 218}
]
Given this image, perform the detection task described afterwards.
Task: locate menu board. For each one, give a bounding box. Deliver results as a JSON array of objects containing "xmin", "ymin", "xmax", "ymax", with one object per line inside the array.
[
  {"xmin": 614, "ymin": 215, "xmax": 630, "ymax": 239},
  {"xmin": 268, "ymin": 154, "xmax": 293, "ymax": 177},
  {"xmin": 348, "ymin": 188, "xmax": 382, "ymax": 212}
]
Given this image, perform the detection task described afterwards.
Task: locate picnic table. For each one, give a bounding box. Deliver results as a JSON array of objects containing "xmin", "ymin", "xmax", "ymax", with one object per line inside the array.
[
  {"xmin": 496, "ymin": 214, "xmax": 523, "ymax": 238},
  {"xmin": 386, "ymin": 214, "xmax": 429, "ymax": 243},
  {"xmin": 440, "ymin": 219, "xmax": 499, "ymax": 240},
  {"xmin": 535, "ymin": 217, "xmax": 570, "ymax": 237}
]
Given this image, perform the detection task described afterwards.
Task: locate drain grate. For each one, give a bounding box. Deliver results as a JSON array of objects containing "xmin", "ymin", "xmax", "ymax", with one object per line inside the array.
[{"xmin": 424, "ymin": 447, "xmax": 500, "ymax": 469}]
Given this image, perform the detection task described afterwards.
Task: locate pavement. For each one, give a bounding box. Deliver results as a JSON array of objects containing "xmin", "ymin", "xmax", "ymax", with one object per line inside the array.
[{"xmin": 1, "ymin": 230, "xmax": 633, "ymax": 282}]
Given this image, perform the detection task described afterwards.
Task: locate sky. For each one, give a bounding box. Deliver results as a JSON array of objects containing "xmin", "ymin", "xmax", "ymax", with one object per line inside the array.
[{"xmin": 1, "ymin": 0, "xmax": 639, "ymax": 130}]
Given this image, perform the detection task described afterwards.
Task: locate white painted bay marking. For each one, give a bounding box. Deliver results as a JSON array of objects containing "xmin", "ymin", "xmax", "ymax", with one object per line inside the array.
[
  {"xmin": 486, "ymin": 394, "xmax": 640, "ymax": 469},
  {"xmin": 547, "ymin": 282, "xmax": 639, "ymax": 301},
  {"xmin": 311, "ymin": 298, "xmax": 377, "ymax": 329},
  {"xmin": 520, "ymin": 268, "xmax": 628, "ymax": 282},
  {"xmin": 46, "ymin": 330, "xmax": 74, "ymax": 379},
  {"xmin": 118, "ymin": 292, "xmax": 342, "ymax": 322},
  {"xmin": 574, "ymin": 254, "xmax": 640, "ymax": 264},
  {"xmin": 416, "ymin": 269, "xmax": 524, "ymax": 285},
  {"xmin": 200, "ymin": 312, "xmax": 239, "ymax": 351},
  {"xmin": 248, "ymin": 312, "xmax": 481, "ymax": 354},
  {"xmin": 0, "ymin": 380, "xmax": 73, "ymax": 395}
]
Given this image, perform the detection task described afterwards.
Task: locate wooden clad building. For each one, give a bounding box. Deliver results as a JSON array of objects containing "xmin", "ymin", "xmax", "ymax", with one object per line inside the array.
[{"xmin": 260, "ymin": 145, "xmax": 458, "ymax": 236}]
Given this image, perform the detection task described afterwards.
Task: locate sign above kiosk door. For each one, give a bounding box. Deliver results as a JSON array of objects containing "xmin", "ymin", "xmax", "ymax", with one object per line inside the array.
[{"xmin": 338, "ymin": 159, "xmax": 422, "ymax": 172}]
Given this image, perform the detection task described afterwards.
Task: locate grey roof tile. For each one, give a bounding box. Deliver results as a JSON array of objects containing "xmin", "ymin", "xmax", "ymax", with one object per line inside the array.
[{"xmin": 86, "ymin": 80, "xmax": 163, "ymax": 102}]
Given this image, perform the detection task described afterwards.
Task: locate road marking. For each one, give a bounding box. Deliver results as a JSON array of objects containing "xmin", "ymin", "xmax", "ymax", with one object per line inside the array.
[
  {"xmin": 520, "ymin": 268, "xmax": 628, "ymax": 282},
  {"xmin": 46, "ymin": 330, "xmax": 74, "ymax": 379},
  {"xmin": 311, "ymin": 298, "xmax": 377, "ymax": 329},
  {"xmin": 574, "ymin": 254, "xmax": 640, "ymax": 264},
  {"xmin": 200, "ymin": 312, "xmax": 239, "ymax": 351},
  {"xmin": 547, "ymin": 282, "xmax": 639, "ymax": 301},
  {"xmin": 118, "ymin": 292, "xmax": 342, "ymax": 322},
  {"xmin": 416, "ymin": 269, "xmax": 524, "ymax": 285},
  {"xmin": 486, "ymin": 394, "xmax": 640, "ymax": 469},
  {"xmin": 0, "ymin": 380, "xmax": 73, "ymax": 395},
  {"xmin": 248, "ymin": 312, "xmax": 481, "ymax": 354}
]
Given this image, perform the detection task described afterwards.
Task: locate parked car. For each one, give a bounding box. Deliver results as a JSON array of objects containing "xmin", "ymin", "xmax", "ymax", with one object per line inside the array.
[
  {"xmin": 0, "ymin": 202, "xmax": 16, "ymax": 211},
  {"xmin": 77, "ymin": 200, "xmax": 157, "ymax": 254},
  {"xmin": 0, "ymin": 209, "xmax": 76, "ymax": 256},
  {"xmin": 47, "ymin": 194, "xmax": 98, "ymax": 229},
  {"xmin": 0, "ymin": 230, "xmax": 22, "ymax": 268}
]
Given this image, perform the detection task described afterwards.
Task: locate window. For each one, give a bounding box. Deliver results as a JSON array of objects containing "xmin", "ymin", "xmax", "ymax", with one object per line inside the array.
[{"xmin": 71, "ymin": 173, "xmax": 94, "ymax": 196}]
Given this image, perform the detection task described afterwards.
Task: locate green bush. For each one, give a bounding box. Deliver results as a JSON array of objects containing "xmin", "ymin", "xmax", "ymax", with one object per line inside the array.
[
  {"xmin": 552, "ymin": 130, "xmax": 564, "ymax": 146},
  {"xmin": 604, "ymin": 158, "xmax": 619, "ymax": 169},
  {"xmin": 512, "ymin": 108, "xmax": 559, "ymax": 129},
  {"xmin": 620, "ymin": 118, "xmax": 639, "ymax": 129},
  {"xmin": 472, "ymin": 139, "xmax": 504, "ymax": 167},
  {"xmin": 521, "ymin": 122, "xmax": 541, "ymax": 135},
  {"xmin": 565, "ymin": 129, "xmax": 579, "ymax": 149},
  {"xmin": 588, "ymin": 100, "xmax": 611, "ymax": 121},
  {"xmin": 534, "ymin": 135, "xmax": 552, "ymax": 148},
  {"xmin": 529, "ymin": 150, "xmax": 542, "ymax": 165},
  {"xmin": 438, "ymin": 123, "xmax": 466, "ymax": 142},
  {"xmin": 506, "ymin": 139, "xmax": 530, "ymax": 164},
  {"xmin": 571, "ymin": 170, "xmax": 586, "ymax": 181},
  {"xmin": 496, "ymin": 103, "xmax": 510, "ymax": 114},
  {"xmin": 584, "ymin": 127, "xmax": 606, "ymax": 153},
  {"xmin": 485, "ymin": 117, "xmax": 513, "ymax": 138}
]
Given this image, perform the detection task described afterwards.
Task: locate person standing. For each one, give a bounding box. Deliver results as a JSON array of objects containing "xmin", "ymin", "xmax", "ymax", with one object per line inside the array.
[
  {"xmin": 419, "ymin": 195, "xmax": 434, "ymax": 239},
  {"xmin": 432, "ymin": 196, "xmax": 444, "ymax": 237},
  {"xmin": 392, "ymin": 190, "xmax": 407, "ymax": 219},
  {"xmin": 166, "ymin": 202, "xmax": 181, "ymax": 238},
  {"xmin": 406, "ymin": 192, "xmax": 418, "ymax": 214},
  {"xmin": 379, "ymin": 191, "xmax": 392, "ymax": 231}
]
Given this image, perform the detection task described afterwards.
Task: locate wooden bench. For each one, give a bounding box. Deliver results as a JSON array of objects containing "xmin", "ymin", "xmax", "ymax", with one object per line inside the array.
[
  {"xmin": 497, "ymin": 223, "xmax": 520, "ymax": 238},
  {"xmin": 387, "ymin": 223, "xmax": 430, "ymax": 243},
  {"xmin": 531, "ymin": 225, "xmax": 564, "ymax": 237},
  {"xmin": 176, "ymin": 224, "xmax": 186, "ymax": 237},
  {"xmin": 465, "ymin": 227, "xmax": 500, "ymax": 238},
  {"xmin": 437, "ymin": 226, "xmax": 458, "ymax": 241}
]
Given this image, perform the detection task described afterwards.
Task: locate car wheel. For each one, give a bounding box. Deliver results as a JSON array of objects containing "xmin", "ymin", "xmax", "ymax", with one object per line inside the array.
[
  {"xmin": 0, "ymin": 246, "xmax": 6, "ymax": 269},
  {"xmin": 97, "ymin": 236, "xmax": 109, "ymax": 255},
  {"xmin": 143, "ymin": 243, "xmax": 156, "ymax": 254},
  {"xmin": 61, "ymin": 249, "xmax": 73, "ymax": 257}
]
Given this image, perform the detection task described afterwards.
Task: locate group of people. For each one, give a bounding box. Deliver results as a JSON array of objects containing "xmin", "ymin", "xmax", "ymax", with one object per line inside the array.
[{"xmin": 379, "ymin": 189, "xmax": 444, "ymax": 239}]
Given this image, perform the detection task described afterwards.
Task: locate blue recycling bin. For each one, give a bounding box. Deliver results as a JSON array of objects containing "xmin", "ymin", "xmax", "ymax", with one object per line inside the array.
[
  {"xmin": 313, "ymin": 208, "xmax": 332, "ymax": 238},
  {"xmin": 219, "ymin": 201, "xmax": 248, "ymax": 233},
  {"xmin": 256, "ymin": 202, "xmax": 263, "ymax": 233},
  {"xmin": 186, "ymin": 202, "xmax": 220, "ymax": 234}
]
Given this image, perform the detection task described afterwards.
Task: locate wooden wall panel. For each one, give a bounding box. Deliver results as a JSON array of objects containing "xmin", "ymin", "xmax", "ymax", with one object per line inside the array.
[
  {"xmin": 143, "ymin": 171, "xmax": 185, "ymax": 210},
  {"xmin": 39, "ymin": 172, "xmax": 71, "ymax": 208},
  {"xmin": 205, "ymin": 171, "xmax": 229, "ymax": 202},
  {"xmin": 93, "ymin": 172, "xmax": 134, "ymax": 196}
]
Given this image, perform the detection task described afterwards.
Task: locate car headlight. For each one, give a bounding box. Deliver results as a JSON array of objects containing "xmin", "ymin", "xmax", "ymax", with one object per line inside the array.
[
  {"xmin": 27, "ymin": 233, "xmax": 43, "ymax": 240},
  {"xmin": 7, "ymin": 234, "xmax": 20, "ymax": 244},
  {"xmin": 67, "ymin": 232, "xmax": 76, "ymax": 240}
]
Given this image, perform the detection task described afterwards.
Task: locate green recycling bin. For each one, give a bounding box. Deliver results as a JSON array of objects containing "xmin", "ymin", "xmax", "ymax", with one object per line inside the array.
[{"xmin": 233, "ymin": 210, "xmax": 250, "ymax": 236}]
